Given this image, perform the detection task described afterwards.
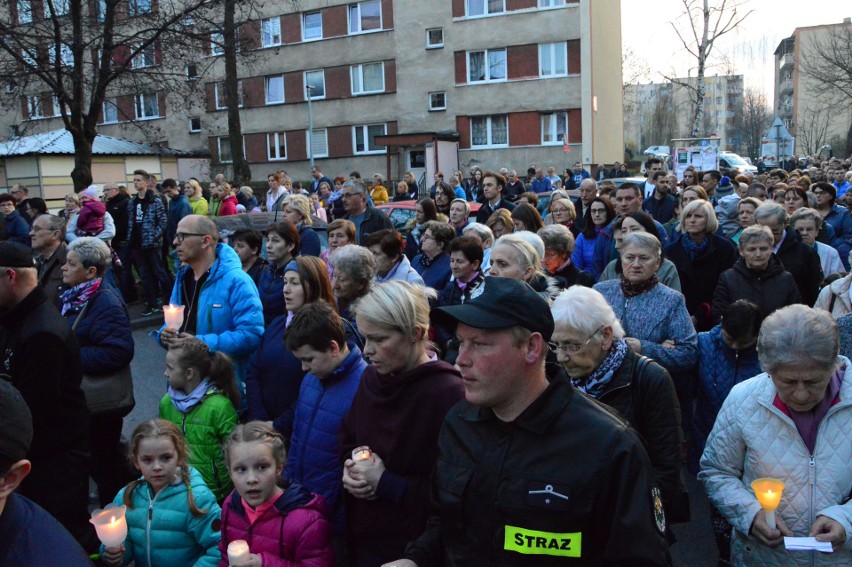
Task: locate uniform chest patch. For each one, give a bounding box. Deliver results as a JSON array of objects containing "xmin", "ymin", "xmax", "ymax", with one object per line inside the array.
[
  {"xmin": 652, "ymin": 485, "xmax": 666, "ymax": 535},
  {"xmin": 504, "ymin": 525, "xmax": 581, "ymax": 558}
]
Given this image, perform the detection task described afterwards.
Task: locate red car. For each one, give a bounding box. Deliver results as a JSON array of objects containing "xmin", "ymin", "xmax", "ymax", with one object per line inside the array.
[{"xmin": 377, "ymin": 200, "xmax": 481, "ymax": 235}]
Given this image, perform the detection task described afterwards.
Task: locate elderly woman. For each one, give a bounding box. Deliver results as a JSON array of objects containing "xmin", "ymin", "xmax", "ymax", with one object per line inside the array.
[
  {"xmin": 60, "ymin": 237, "xmax": 135, "ymax": 507},
  {"xmin": 712, "ymin": 225, "xmax": 801, "ymax": 324},
  {"xmin": 331, "ymin": 244, "xmax": 376, "ymax": 326},
  {"xmin": 411, "ymin": 221, "xmax": 454, "ymax": 290},
  {"xmin": 284, "ymin": 194, "xmax": 321, "ymax": 257},
  {"xmin": 257, "ymin": 220, "xmax": 300, "ymax": 326},
  {"xmin": 448, "ymin": 198, "xmax": 470, "ymax": 236},
  {"xmin": 572, "ymin": 196, "xmax": 615, "ymax": 280},
  {"xmin": 365, "ymin": 229, "xmax": 424, "ymax": 286},
  {"xmin": 546, "ymin": 197, "xmax": 580, "ymax": 237},
  {"xmin": 184, "ymin": 179, "xmax": 209, "ymax": 216},
  {"xmin": 322, "ymin": 218, "xmax": 356, "ymax": 277},
  {"xmin": 341, "ymin": 281, "xmax": 465, "ymax": 566},
  {"xmin": 63, "ymin": 193, "xmax": 81, "ymax": 223},
  {"xmin": 791, "ymin": 208, "xmax": 845, "ymax": 279},
  {"xmin": 538, "ymin": 224, "xmax": 594, "ymax": 287},
  {"xmin": 461, "ymin": 222, "xmax": 494, "ymax": 275},
  {"xmin": 490, "ymin": 233, "xmax": 562, "ymax": 301},
  {"xmin": 594, "ymin": 232, "xmax": 699, "ymax": 374},
  {"xmin": 551, "ymin": 285, "xmax": 686, "ymax": 526},
  {"xmin": 700, "ymin": 305, "xmax": 852, "ymax": 564},
  {"xmin": 511, "ymin": 202, "xmax": 544, "ymax": 233},
  {"xmin": 486, "ymin": 208, "xmax": 514, "ymax": 240},
  {"xmin": 666, "ymin": 199, "xmax": 738, "ymax": 331}
]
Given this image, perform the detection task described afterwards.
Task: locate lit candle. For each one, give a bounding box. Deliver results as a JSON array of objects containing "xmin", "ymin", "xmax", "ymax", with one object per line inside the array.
[
  {"xmin": 163, "ymin": 304, "xmax": 185, "ymax": 330},
  {"xmin": 352, "ymin": 446, "xmax": 373, "ymax": 462},
  {"xmin": 89, "ymin": 504, "xmax": 128, "ymax": 548},
  {"xmin": 751, "ymin": 478, "xmax": 785, "ymax": 530},
  {"xmin": 227, "ymin": 540, "xmax": 250, "ymax": 565}
]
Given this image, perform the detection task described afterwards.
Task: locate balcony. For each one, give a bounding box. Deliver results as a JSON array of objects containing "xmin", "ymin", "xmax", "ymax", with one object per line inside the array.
[
  {"xmin": 779, "ymin": 103, "xmax": 793, "ymax": 119},
  {"xmin": 779, "ymin": 53, "xmax": 794, "ymax": 71},
  {"xmin": 780, "ymin": 79, "xmax": 794, "ymax": 94}
]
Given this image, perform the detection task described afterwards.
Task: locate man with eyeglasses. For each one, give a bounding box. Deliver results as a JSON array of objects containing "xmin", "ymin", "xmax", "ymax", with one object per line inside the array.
[
  {"xmin": 572, "ymin": 178, "xmax": 597, "ymax": 231},
  {"xmin": 386, "ymin": 277, "xmax": 669, "ymax": 567},
  {"xmin": 341, "ymin": 178, "xmax": 393, "ymax": 244},
  {"xmin": 29, "ymin": 214, "xmax": 67, "ymax": 305},
  {"xmin": 158, "ymin": 215, "xmax": 263, "ymax": 388}
]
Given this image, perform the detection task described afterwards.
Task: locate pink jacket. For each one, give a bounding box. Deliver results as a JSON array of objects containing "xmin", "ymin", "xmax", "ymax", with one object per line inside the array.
[
  {"xmin": 218, "ymin": 194, "xmax": 238, "ymax": 216},
  {"xmin": 218, "ymin": 483, "xmax": 333, "ymax": 567}
]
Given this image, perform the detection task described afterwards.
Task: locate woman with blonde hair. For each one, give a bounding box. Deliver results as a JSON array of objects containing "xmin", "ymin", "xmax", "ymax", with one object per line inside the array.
[
  {"xmin": 284, "ymin": 194, "xmax": 321, "ymax": 257},
  {"xmin": 183, "ymin": 179, "xmax": 209, "ymax": 215}
]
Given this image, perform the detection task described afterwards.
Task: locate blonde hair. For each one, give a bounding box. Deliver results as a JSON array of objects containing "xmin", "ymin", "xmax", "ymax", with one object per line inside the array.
[
  {"xmin": 286, "ymin": 194, "xmax": 313, "ymax": 226},
  {"xmin": 678, "ymin": 199, "xmax": 719, "ymax": 234},
  {"xmin": 224, "ymin": 421, "xmax": 286, "ymax": 470},
  {"xmin": 351, "ymin": 280, "xmax": 436, "ymax": 342}
]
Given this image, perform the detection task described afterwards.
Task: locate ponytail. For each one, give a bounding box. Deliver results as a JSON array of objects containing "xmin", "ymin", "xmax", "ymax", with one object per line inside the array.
[
  {"xmin": 182, "ymin": 463, "xmax": 207, "ymax": 518},
  {"xmin": 209, "ymin": 351, "xmax": 241, "ymax": 409}
]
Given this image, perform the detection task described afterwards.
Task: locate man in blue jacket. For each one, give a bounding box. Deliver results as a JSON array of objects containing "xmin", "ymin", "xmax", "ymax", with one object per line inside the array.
[
  {"xmin": 162, "ymin": 178, "xmax": 192, "ymax": 272},
  {"xmin": 159, "ymin": 215, "xmax": 264, "ymax": 389}
]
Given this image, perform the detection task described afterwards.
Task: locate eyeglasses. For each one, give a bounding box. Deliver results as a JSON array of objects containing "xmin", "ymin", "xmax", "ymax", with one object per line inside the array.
[
  {"xmin": 548, "ymin": 327, "xmax": 603, "ymax": 354},
  {"xmin": 174, "ymin": 232, "xmax": 206, "ymax": 243},
  {"xmin": 341, "ymin": 192, "xmax": 359, "ymax": 199}
]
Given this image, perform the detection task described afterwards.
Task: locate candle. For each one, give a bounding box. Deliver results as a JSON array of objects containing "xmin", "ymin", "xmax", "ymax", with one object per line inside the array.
[
  {"xmin": 163, "ymin": 304, "xmax": 185, "ymax": 330},
  {"xmin": 751, "ymin": 478, "xmax": 785, "ymax": 530},
  {"xmin": 352, "ymin": 446, "xmax": 373, "ymax": 461},
  {"xmin": 89, "ymin": 504, "xmax": 128, "ymax": 548},
  {"xmin": 227, "ymin": 540, "xmax": 250, "ymax": 565}
]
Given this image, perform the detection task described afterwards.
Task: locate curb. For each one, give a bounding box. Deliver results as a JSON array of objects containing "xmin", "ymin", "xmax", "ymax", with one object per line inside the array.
[{"xmin": 130, "ymin": 317, "xmax": 162, "ymax": 331}]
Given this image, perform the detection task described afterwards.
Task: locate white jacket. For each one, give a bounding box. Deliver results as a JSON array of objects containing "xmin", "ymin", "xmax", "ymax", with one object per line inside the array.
[
  {"xmin": 815, "ymin": 275, "xmax": 852, "ymax": 320},
  {"xmin": 699, "ymin": 358, "xmax": 852, "ymax": 566}
]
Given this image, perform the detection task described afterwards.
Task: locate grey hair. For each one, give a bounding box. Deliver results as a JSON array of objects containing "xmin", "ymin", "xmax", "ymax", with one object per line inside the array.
[
  {"xmin": 552, "ymin": 286, "xmax": 625, "ymax": 339},
  {"xmin": 758, "ymin": 304, "xmax": 838, "ymax": 373},
  {"xmin": 68, "ymin": 236, "xmax": 111, "ymax": 275},
  {"xmin": 330, "ymin": 244, "xmax": 376, "ymax": 289},
  {"xmin": 342, "ymin": 178, "xmax": 367, "ymax": 195},
  {"xmin": 462, "ymin": 222, "xmax": 494, "ymax": 247},
  {"xmin": 511, "ymin": 231, "xmax": 545, "ymax": 262},
  {"xmin": 754, "ymin": 201, "xmax": 788, "ymax": 225},
  {"xmin": 494, "ymin": 233, "xmax": 541, "ymax": 276},
  {"xmin": 621, "ymin": 231, "xmax": 661, "ymax": 258},
  {"xmin": 40, "ymin": 214, "xmax": 66, "ymax": 241},
  {"xmin": 351, "ymin": 280, "xmax": 437, "ymax": 342},
  {"xmin": 789, "ymin": 207, "xmax": 823, "ymax": 230},
  {"xmin": 737, "ymin": 225, "xmax": 774, "ymax": 249},
  {"xmin": 538, "ymin": 224, "xmax": 575, "ymax": 255}
]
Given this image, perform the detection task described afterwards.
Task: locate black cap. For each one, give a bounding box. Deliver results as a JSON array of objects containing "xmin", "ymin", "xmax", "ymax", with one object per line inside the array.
[
  {"xmin": 0, "ymin": 241, "xmax": 34, "ymax": 268},
  {"xmin": 432, "ymin": 276, "xmax": 555, "ymax": 340},
  {"xmin": 0, "ymin": 379, "xmax": 33, "ymax": 463}
]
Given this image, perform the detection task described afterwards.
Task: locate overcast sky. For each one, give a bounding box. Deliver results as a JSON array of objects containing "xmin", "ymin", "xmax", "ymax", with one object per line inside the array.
[{"xmin": 621, "ymin": 1, "xmax": 851, "ymax": 104}]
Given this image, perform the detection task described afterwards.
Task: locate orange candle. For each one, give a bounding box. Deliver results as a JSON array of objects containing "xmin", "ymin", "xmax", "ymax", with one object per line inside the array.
[{"xmin": 751, "ymin": 478, "xmax": 785, "ymax": 530}]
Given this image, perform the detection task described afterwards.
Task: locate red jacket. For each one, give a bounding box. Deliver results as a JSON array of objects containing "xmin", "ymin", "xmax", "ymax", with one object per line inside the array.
[
  {"xmin": 218, "ymin": 194, "xmax": 238, "ymax": 216},
  {"xmin": 218, "ymin": 483, "xmax": 333, "ymax": 567}
]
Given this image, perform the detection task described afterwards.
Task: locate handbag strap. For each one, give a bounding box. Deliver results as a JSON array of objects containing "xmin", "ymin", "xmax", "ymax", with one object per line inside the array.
[
  {"xmin": 71, "ymin": 300, "xmax": 92, "ymax": 331},
  {"xmin": 630, "ymin": 355, "xmax": 653, "ymax": 435}
]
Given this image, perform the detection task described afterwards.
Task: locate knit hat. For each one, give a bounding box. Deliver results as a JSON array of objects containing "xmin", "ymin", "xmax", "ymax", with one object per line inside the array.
[
  {"xmin": 82, "ymin": 185, "xmax": 101, "ymax": 200},
  {"xmin": 0, "ymin": 379, "xmax": 33, "ymax": 463}
]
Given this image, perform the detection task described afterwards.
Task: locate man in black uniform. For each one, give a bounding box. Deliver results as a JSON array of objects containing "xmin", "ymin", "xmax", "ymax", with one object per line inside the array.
[{"xmin": 385, "ymin": 277, "xmax": 670, "ymax": 566}]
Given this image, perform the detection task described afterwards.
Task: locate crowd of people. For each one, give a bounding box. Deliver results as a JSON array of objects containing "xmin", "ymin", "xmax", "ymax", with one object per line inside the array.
[{"xmin": 2, "ymin": 155, "xmax": 852, "ymax": 566}]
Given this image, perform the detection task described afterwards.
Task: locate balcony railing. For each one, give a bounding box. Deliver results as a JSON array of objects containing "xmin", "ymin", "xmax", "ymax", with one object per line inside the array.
[
  {"xmin": 779, "ymin": 53, "xmax": 794, "ymax": 71},
  {"xmin": 780, "ymin": 79, "xmax": 794, "ymax": 94}
]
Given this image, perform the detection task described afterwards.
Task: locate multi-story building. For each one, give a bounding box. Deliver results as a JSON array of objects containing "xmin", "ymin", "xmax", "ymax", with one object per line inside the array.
[
  {"xmin": 773, "ymin": 18, "xmax": 852, "ymax": 156},
  {"xmin": 2, "ymin": 0, "xmax": 623, "ymax": 185}
]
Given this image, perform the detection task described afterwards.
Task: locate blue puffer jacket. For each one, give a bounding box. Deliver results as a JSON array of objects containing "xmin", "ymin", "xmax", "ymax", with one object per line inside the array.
[
  {"xmin": 824, "ymin": 204, "xmax": 852, "ymax": 270},
  {"xmin": 166, "ymin": 193, "xmax": 193, "ymax": 245},
  {"xmin": 572, "ymin": 229, "xmax": 603, "ymax": 280},
  {"xmin": 64, "ymin": 283, "xmax": 134, "ymax": 374},
  {"xmin": 3, "ymin": 210, "xmax": 31, "ymax": 245},
  {"xmin": 284, "ymin": 347, "xmax": 367, "ymax": 534},
  {"xmin": 126, "ymin": 191, "xmax": 167, "ymax": 249},
  {"xmin": 108, "ymin": 467, "xmax": 221, "ymax": 567},
  {"xmin": 245, "ymin": 313, "xmax": 305, "ymax": 438},
  {"xmin": 159, "ymin": 243, "xmax": 264, "ymax": 385},
  {"xmin": 257, "ymin": 262, "xmax": 286, "ymax": 327},
  {"xmin": 689, "ymin": 324, "xmax": 761, "ymax": 473}
]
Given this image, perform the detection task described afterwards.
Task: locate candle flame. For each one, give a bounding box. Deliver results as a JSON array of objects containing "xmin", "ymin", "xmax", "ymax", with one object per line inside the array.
[{"xmin": 110, "ymin": 515, "xmax": 116, "ymax": 523}]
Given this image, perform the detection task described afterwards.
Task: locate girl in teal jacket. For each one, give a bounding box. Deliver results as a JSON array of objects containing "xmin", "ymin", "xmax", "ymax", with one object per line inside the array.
[
  {"xmin": 102, "ymin": 419, "xmax": 221, "ymax": 567},
  {"xmin": 159, "ymin": 338, "xmax": 241, "ymax": 502}
]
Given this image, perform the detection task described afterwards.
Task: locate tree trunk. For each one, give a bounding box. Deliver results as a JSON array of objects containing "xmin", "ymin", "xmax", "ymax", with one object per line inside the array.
[
  {"xmin": 70, "ymin": 131, "xmax": 94, "ymax": 192},
  {"xmin": 846, "ymin": 120, "xmax": 852, "ymax": 159},
  {"xmin": 690, "ymin": 0, "xmax": 711, "ymax": 138},
  {"xmin": 223, "ymin": 0, "xmax": 251, "ymax": 186}
]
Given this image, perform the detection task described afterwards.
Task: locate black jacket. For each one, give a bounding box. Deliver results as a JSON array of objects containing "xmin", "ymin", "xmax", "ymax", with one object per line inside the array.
[
  {"xmin": 106, "ymin": 193, "xmax": 131, "ymax": 243},
  {"xmin": 775, "ymin": 226, "xmax": 823, "ymax": 306},
  {"xmin": 475, "ymin": 198, "xmax": 516, "ymax": 224},
  {"xmin": 712, "ymin": 255, "xmax": 802, "ymax": 324},
  {"xmin": 347, "ymin": 204, "xmax": 394, "ymax": 245},
  {"xmin": 403, "ymin": 366, "xmax": 670, "ymax": 566},
  {"xmin": 551, "ymin": 262, "xmax": 595, "ymax": 288}
]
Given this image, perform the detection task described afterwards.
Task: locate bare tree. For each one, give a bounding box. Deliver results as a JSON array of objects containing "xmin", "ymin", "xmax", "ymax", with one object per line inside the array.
[
  {"xmin": 741, "ymin": 88, "xmax": 771, "ymax": 160},
  {"xmin": 797, "ymin": 105, "xmax": 832, "ymax": 157},
  {"xmin": 664, "ymin": 0, "xmax": 752, "ymax": 138}
]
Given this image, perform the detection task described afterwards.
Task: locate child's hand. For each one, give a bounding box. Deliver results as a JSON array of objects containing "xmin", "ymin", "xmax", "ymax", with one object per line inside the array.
[
  {"xmin": 101, "ymin": 544, "xmax": 125, "ymax": 566},
  {"xmin": 231, "ymin": 553, "xmax": 262, "ymax": 566}
]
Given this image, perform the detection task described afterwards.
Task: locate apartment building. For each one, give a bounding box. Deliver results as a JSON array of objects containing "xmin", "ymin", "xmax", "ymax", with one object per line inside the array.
[{"xmin": 4, "ymin": 0, "xmax": 624, "ymax": 183}]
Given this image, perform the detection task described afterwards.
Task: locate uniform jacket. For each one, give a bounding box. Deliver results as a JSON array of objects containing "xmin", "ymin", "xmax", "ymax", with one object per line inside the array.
[
  {"xmin": 699, "ymin": 362, "xmax": 852, "ymax": 566},
  {"xmin": 218, "ymin": 484, "xmax": 333, "ymax": 567},
  {"xmin": 711, "ymin": 256, "xmax": 801, "ymax": 325},
  {"xmin": 111, "ymin": 467, "xmax": 221, "ymax": 567},
  {"xmin": 127, "ymin": 191, "xmax": 166, "ymax": 249},
  {"xmin": 160, "ymin": 243, "xmax": 264, "ymax": 383},
  {"xmin": 285, "ymin": 347, "xmax": 367, "ymax": 533},
  {"xmin": 159, "ymin": 388, "xmax": 238, "ymax": 502},
  {"xmin": 775, "ymin": 227, "xmax": 824, "ymax": 306},
  {"xmin": 63, "ymin": 283, "xmax": 134, "ymax": 375},
  {"xmin": 593, "ymin": 279, "xmax": 699, "ymax": 374},
  {"xmin": 403, "ymin": 368, "xmax": 670, "ymax": 567},
  {"xmin": 815, "ymin": 273, "xmax": 852, "ymax": 319}
]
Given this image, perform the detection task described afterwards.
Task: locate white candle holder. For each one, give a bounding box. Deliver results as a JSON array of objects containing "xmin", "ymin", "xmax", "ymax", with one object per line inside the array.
[
  {"xmin": 352, "ymin": 446, "xmax": 373, "ymax": 462},
  {"xmin": 89, "ymin": 504, "xmax": 128, "ymax": 548},
  {"xmin": 227, "ymin": 540, "xmax": 250, "ymax": 564},
  {"xmin": 163, "ymin": 304, "xmax": 185, "ymax": 330}
]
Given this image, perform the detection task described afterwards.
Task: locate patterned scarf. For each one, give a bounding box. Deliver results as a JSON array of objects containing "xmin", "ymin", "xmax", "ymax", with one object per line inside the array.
[
  {"xmin": 570, "ymin": 338, "xmax": 628, "ymax": 398},
  {"xmin": 681, "ymin": 233, "xmax": 710, "ymax": 261},
  {"xmin": 60, "ymin": 278, "xmax": 102, "ymax": 316},
  {"xmin": 420, "ymin": 252, "xmax": 440, "ymax": 268},
  {"xmin": 620, "ymin": 273, "xmax": 659, "ymax": 298},
  {"xmin": 456, "ymin": 271, "xmax": 480, "ymax": 290}
]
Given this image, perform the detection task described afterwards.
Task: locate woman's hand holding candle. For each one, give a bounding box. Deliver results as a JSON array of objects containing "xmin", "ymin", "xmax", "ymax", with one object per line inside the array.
[
  {"xmin": 750, "ymin": 509, "xmax": 792, "ymax": 547},
  {"xmin": 343, "ymin": 451, "xmax": 385, "ymax": 500}
]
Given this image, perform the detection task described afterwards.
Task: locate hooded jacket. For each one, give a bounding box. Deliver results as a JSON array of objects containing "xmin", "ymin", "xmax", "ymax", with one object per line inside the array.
[
  {"xmin": 218, "ymin": 484, "xmax": 333, "ymax": 567},
  {"xmin": 775, "ymin": 226, "xmax": 824, "ymax": 306},
  {"xmin": 711, "ymin": 255, "xmax": 802, "ymax": 325}
]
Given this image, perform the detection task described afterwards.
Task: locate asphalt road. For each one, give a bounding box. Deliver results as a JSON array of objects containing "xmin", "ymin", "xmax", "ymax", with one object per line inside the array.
[{"xmin": 125, "ymin": 325, "xmax": 719, "ymax": 566}]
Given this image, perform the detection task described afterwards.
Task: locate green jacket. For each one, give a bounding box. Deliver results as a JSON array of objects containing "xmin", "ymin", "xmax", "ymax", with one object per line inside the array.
[{"xmin": 159, "ymin": 388, "xmax": 237, "ymax": 502}]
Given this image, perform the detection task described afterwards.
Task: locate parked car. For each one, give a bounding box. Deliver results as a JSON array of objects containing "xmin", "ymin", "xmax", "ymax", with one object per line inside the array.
[
  {"xmin": 601, "ymin": 177, "xmax": 647, "ymax": 188},
  {"xmin": 719, "ymin": 152, "xmax": 758, "ymax": 175},
  {"xmin": 377, "ymin": 200, "xmax": 481, "ymax": 236},
  {"xmin": 643, "ymin": 146, "xmax": 670, "ymax": 159}
]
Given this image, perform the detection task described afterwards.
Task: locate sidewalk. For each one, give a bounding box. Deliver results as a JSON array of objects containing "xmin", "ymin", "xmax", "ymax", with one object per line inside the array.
[{"xmin": 127, "ymin": 300, "xmax": 168, "ymax": 331}]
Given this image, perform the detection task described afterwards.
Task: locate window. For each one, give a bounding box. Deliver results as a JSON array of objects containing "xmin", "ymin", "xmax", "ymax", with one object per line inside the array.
[
  {"xmin": 538, "ymin": 0, "xmax": 566, "ymax": 6},
  {"xmin": 210, "ymin": 31, "xmax": 224, "ymax": 56},
  {"xmin": 348, "ymin": 1, "xmax": 381, "ymax": 34},
  {"xmin": 303, "ymin": 12, "xmax": 322, "ymax": 41},
  {"xmin": 131, "ymin": 43, "xmax": 156, "ymax": 69},
  {"xmin": 426, "ymin": 28, "xmax": 443, "ymax": 49},
  {"xmin": 26, "ymin": 96, "xmax": 43, "ymax": 119},
  {"xmin": 353, "ymin": 124, "xmax": 386, "ymax": 154},
  {"xmin": 351, "ymin": 62, "xmax": 384, "ymax": 95},
  {"xmin": 189, "ymin": 117, "xmax": 201, "ymax": 132},
  {"xmin": 305, "ymin": 70, "xmax": 325, "ymax": 99},
  {"xmin": 265, "ymin": 75, "xmax": 284, "ymax": 104},
  {"xmin": 466, "ymin": 0, "xmax": 504, "ymax": 17},
  {"xmin": 267, "ymin": 132, "xmax": 287, "ymax": 160},
  {"xmin": 261, "ymin": 17, "xmax": 281, "ymax": 47},
  {"xmin": 541, "ymin": 111, "xmax": 567, "ymax": 145},
  {"xmin": 135, "ymin": 92, "xmax": 159, "ymax": 119},
  {"xmin": 471, "ymin": 115, "xmax": 508, "ymax": 147},
  {"xmin": 218, "ymin": 137, "xmax": 233, "ymax": 163},
  {"xmin": 49, "ymin": 43, "xmax": 74, "ymax": 67},
  {"xmin": 429, "ymin": 92, "xmax": 446, "ymax": 111},
  {"xmin": 186, "ymin": 64, "xmax": 198, "ymax": 79},
  {"xmin": 467, "ymin": 48, "xmax": 506, "ymax": 83},
  {"xmin": 102, "ymin": 99, "xmax": 119, "ymax": 123},
  {"xmin": 539, "ymin": 42, "xmax": 567, "ymax": 77},
  {"xmin": 44, "ymin": 0, "xmax": 69, "ymax": 17},
  {"xmin": 308, "ymin": 129, "xmax": 328, "ymax": 158},
  {"xmin": 215, "ymin": 81, "xmax": 244, "ymax": 109},
  {"xmin": 17, "ymin": 1, "xmax": 32, "ymax": 24},
  {"xmin": 128, "ymin": 0, "xmax": 152, "ymax": 16}
]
